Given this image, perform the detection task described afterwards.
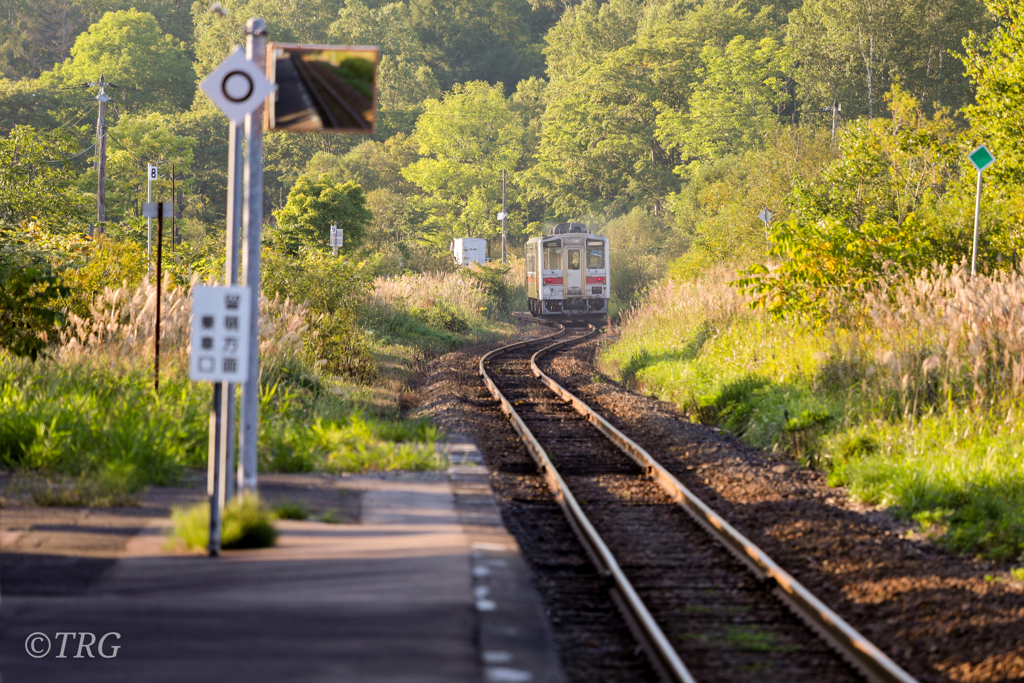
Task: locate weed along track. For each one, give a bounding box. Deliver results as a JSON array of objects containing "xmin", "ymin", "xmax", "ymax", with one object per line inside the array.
[{"xmin": 480, "ymin": 323, "xmax": 918, "ymax": 683}]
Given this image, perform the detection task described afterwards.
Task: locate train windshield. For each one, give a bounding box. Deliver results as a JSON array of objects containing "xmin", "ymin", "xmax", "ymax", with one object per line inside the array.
[
  {"xmin": 543, "ymin": 240, "xmax": 562, "ymax": 270},
  {"xmin": 586, "ymin": 240, "xmax": 605, "ymax": 269},
  {"xmin": 568, "ymin": 250, "xmax": 581, "ymax": 270}
]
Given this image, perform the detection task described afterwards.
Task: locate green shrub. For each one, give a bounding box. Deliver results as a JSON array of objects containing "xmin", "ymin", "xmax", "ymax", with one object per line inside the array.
[
  {"xmin": 172, "ymin": 494, "xmax": 278, "ymax": 550},
  {"xmin": 273, "ymin": 501, "xmax": 309, "ymax": 520},
  {"xmin": 419, "ymin": 301, "xmax": 470, "ymax": 333},
  {"xmin": 0, "ymin": 225, "xmax": 67, "ymax": 360}
]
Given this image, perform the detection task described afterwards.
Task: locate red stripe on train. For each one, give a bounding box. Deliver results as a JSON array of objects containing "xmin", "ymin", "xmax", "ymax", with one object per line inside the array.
[
  {"xmin": 543, "ymin": 277, "xmax": 564, "ymax": 284},
  {"xmin": 586, "ymin": 276, "xmax": 606, "ymax": 284}
]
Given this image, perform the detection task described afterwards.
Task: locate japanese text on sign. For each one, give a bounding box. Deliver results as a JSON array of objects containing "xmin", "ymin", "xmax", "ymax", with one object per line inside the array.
[{"xmin": 189, "ymin": 286, "xmax": 252, "ymax": 383}]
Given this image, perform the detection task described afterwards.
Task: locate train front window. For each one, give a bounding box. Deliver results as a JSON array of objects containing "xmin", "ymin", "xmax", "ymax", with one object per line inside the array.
[
  {"xmin": 543, "ymin": 241, "xmax": 561, "ymax": 270},
  {"xmin": 586, "ymin": 241, "xmax": 605, "ymax": 269},
  {"xmin": 568, "ymin": 250, "xmax": 581, "ymax": 270}
]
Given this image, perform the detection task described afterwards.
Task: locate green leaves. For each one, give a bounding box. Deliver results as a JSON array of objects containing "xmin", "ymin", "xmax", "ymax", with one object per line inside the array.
[
  {"xmin": 656, "ymin": 36, "xmax": 792, "ymax": 169},
  {"xmin": 0, "ymin": 126, "xmax": 90, "ymax": 231},
  {"xmin": 43, "ymin": 9, "xmax": 194, "ymax": 113},
  {"xmin": 271, "ymin": 174, "xmax": 372, "ymax": 254},
  {"xmin": 0, "ymin": 225, "xmax": 67, "ymax": 360},
  {"xmin": 402, "ymin": 81, "xmax": 523, "ymax": 246}
]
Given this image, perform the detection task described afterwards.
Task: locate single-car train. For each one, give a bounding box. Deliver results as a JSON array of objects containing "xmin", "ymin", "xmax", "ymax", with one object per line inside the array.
[{"xmin": 525, "ymin": 223, "xmax": 609, "ymax": 319}]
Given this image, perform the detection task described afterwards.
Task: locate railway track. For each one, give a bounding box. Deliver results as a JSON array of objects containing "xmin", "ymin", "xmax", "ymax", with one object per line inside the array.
[{"xmin": 480, "ymin": 322, "xmax": 919, "ymax": 683}]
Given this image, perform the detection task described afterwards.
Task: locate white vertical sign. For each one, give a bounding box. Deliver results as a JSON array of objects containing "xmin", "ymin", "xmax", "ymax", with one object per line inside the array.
[{"xmin": 189, "ymin": 286, "xmax": 252, "ymax": 383}]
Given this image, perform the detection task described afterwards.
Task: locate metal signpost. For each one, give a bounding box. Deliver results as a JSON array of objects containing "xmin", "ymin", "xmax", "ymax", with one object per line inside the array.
[
  {"xmin": 330, "ymin": 223, "xmax": 343, "ymax": 255},
  {"xmin": 969, "ymin": 144, "xmax": 995, "ymax": 276},
  {"xmin": 500, "ymin": 170, "xmax": 507, "ymax": 264},
  {"xmin": 189, "ymin": 286, "xmax": 252, "ymax": 556},
  {"xmin": 201, "ymin": 38, "xmax": 275, "ymax": 496},
  {"xmin": 199, "ymin": 23, "xmax": 380, "ymax": 508},
  {"xmin": 142, "ymin": 201, "xmax": 173, "ymax": 390},
  {"xmin": 757, "ymin": 208, "xmax": 773, "ymax": 254},
  {"xmin": 147, "ymin": 165, "xmax": 157, "ymax": 261}
]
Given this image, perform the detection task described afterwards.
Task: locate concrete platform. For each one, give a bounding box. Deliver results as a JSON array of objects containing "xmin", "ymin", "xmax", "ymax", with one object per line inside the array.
[{"xmin": 0, "ymin": 442, "xmax": 565, "ymax": 683}]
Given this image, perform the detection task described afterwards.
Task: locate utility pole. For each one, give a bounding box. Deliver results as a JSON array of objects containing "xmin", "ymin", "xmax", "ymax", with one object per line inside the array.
[
  {"xmin": 92, "ymin": 75, "xmax": 111, "ymax": 234},
  {"xmin": 238, "ymin": 18, "xmax": 267, "ymax": 494},
  {"xmin": 501, "ymin": 170, "xmax": 507, "ymax": 264}
]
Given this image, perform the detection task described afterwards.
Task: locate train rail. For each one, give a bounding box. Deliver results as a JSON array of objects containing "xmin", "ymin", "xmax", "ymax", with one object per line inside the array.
[{"xmin": 479, "ymin": 323, "xmax": 918, "ymax": 683}]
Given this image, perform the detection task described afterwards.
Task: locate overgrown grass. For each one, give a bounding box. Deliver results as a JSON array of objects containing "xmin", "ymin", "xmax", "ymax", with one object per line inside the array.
[
  {"xmin": 600, "ymin": 266, "xmax": 1024, "ymax": 562},
  {"xmin": 3, "ymin": 262, "xmax": 529, "ymax": 506},
  {"xmin": 172, "ymin": 493, "xmax": 278, "ymax": 550},
  {"xmin": 363, "ymin": 269, "xmax": 521, "ymax": 394}
]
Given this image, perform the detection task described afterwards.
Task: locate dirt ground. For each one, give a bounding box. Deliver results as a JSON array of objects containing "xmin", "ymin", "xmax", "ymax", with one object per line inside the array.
[
  {"xmin": 0, "ymin": 470, "xmax": 381, "ymax": 594},
  {"xmin": 409, "ymin": 327, "xmax": 1024, "ymax": 683}
]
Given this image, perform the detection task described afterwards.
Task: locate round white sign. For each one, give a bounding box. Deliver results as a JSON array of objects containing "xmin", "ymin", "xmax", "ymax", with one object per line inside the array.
[{"xmin": 223, "ymin": 71, "xmax": 254, "ymax": 103}]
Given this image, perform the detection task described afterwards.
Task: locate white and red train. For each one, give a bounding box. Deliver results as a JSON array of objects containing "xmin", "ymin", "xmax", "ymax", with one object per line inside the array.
[{"xmin": 524, "ymin": 223, "xmax": 609, "ymax": 319}]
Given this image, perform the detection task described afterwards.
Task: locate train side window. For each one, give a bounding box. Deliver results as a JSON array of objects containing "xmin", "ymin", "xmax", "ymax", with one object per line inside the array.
[
  {"xmin": 543, "ymin": 242, "xmax": 561, "ymax": 270},
  {"xmin": 568, "ymin": 250, "xmax": 581, "ymax": 271},
  {"xmin": 586, "ymin": 241, "xmax": 605, "ymax": 269}
]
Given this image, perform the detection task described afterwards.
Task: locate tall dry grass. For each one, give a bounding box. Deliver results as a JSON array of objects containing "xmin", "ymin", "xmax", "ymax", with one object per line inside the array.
[
  {"xmin": 600, "ymin": 265, "xmax": 1024, "ymax": 560},
  {"xmin": 58, "ymin": 274, "xmax": 308, "ymax": 377},
  {"xmin": 859, "ymin": 265, "xmax": 1024, "ymax": 413},
  {"xmin": 616, "ymin": 265, "xmax": 751, "ymax": 334},
  {"xmin": 369, "ymin": 271, "xmax": 489, "ymax": 321}
]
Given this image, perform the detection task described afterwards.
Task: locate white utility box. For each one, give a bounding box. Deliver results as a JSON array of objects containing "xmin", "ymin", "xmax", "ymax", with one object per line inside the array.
[{"xmin": 453, "ymin": 237, "xmax": 488, "ymax": 266}]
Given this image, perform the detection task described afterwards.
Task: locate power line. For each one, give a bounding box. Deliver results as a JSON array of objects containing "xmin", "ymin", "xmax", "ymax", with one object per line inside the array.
[{"xmin": 42, "ymin": 141, "xmax": 97, "ymax": 163}]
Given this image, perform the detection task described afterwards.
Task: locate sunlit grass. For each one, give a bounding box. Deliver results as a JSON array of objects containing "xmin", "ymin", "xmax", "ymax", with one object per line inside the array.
[
  {"xmin": 172, "ymin": 493, "xmax": 278, "ymax": 550},
  {"xmin": 600, "ymin": 266, "xmax": 1024, "ymax": 561}
]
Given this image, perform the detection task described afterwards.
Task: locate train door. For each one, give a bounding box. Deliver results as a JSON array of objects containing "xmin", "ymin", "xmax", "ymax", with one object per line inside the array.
[{"xmin": 565, "ymin": 248, "xmax": 583, "ymax": 295}]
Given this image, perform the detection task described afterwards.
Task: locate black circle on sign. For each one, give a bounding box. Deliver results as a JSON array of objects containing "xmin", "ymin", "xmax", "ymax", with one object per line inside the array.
[{"xmin": 222, "ymin": 71, "xmax": 254, "ymax": 103}]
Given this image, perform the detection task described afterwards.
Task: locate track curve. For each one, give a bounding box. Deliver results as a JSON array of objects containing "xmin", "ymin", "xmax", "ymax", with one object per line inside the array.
[{"xmin": 479, "ymin": 322, "xmax": 919, "ymax": 683}]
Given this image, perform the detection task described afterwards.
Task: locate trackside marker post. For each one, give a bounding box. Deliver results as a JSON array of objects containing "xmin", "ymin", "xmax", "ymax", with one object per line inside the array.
[
  {"xmin": 142, "ymin": 202, "xmax": 173, "ymax": 391},
  {"xmin": 189, "ymin": 285, "xmax": 252, "ymax": 556},
  {"xmin": 969, "ymin": 144, "xmax": 995, "ymax": 276},
  {"xmin": 200, "ymin": 29, "xmax": 275, "ymax": 497},
  {"xmin": 330, "ymin": 223, "xmax": 343, "ymax": 255}
]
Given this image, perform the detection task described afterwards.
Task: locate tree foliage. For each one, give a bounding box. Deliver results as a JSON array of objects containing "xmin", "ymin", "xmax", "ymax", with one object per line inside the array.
[
  {"xmin": 76, "ymin": 112, "xmax": 195, "ymax": 225},
  {"xmin": 44, "ymin": 9, "xmax": 194, "ymax": 112},
  {"xmin": 271, "ymin": 173, "xmax": 372, "ymax": 254},
  {"xmin": 0, "ymin": 125, "xmax": 89, "ymax": 230},
  {"xmin": 737, "ymin": 89, "xmax": 968, "ymax": 321},
  {"xmin": 402, "ymin": 81, "xmax": 523, "ymax": 246},
  {"xmin": 963, "ymin": 0, "xmax": 1024, "ymax": 186},
  {"xmin": 0, "ymin": 224, "xmax": 66, "ymax": 359}
]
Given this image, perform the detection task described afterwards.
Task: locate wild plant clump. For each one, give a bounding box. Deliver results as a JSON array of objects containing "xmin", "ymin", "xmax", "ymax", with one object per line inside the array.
[{"xmin": 171, "ymin": 493, "xmax": 278, "ymax": 551}]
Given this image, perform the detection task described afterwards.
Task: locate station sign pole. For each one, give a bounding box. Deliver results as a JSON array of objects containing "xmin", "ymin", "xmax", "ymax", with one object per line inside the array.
[
  {"xmin": 221, "ymin": 120, "xmax": 243, "ymax": 502},
  {"xmin": 968, "ymin": 145, "xmax": 995, "ymax": 277},
  {"xmin": 189, "ymin": 285, "xmax": 252, "ymax": 556},
  {"xmin": 239, "ymin": 18, "xmax": 268, "ymax": 494},
  {"xmin": 142, "ymin": 201, "xmax": 173, "ymax": 391},
  {"xmin": 147, "ymin": 165, "xmax": 157, "ymax": 262},
  {"xmin": 200, "ymin": 32, "xmax": 275, "ymax": 498}
]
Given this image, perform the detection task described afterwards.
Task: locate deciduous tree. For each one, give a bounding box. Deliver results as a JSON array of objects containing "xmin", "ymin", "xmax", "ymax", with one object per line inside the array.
[
  {"xmin": 402, "ymin": 81, "xmax": 523, "ymax": 247},
  {"xmin": 271, "ymin": 173, "xmax": 372, "ymax": 254},
  {"xmin": 43, "ymin": 9, "xmax": 194, "ymax": 112}
]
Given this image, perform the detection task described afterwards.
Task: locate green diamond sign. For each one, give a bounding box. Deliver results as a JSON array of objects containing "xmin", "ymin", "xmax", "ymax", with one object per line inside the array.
[{"xmin": 969, "ymin": 145, "xmax": 995, "ymax": 172}]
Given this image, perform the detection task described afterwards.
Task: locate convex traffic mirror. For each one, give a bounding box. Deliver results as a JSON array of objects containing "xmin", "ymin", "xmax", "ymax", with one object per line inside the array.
[{"xmin": 266, "ymin": 43, "xmax": 379, "ymax": 134}]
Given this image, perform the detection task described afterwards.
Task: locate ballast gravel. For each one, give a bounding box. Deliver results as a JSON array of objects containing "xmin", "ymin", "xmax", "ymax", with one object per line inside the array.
[{"xmin": 409, "ymin": 328, "xmax": 1024, "ymax": 683}]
